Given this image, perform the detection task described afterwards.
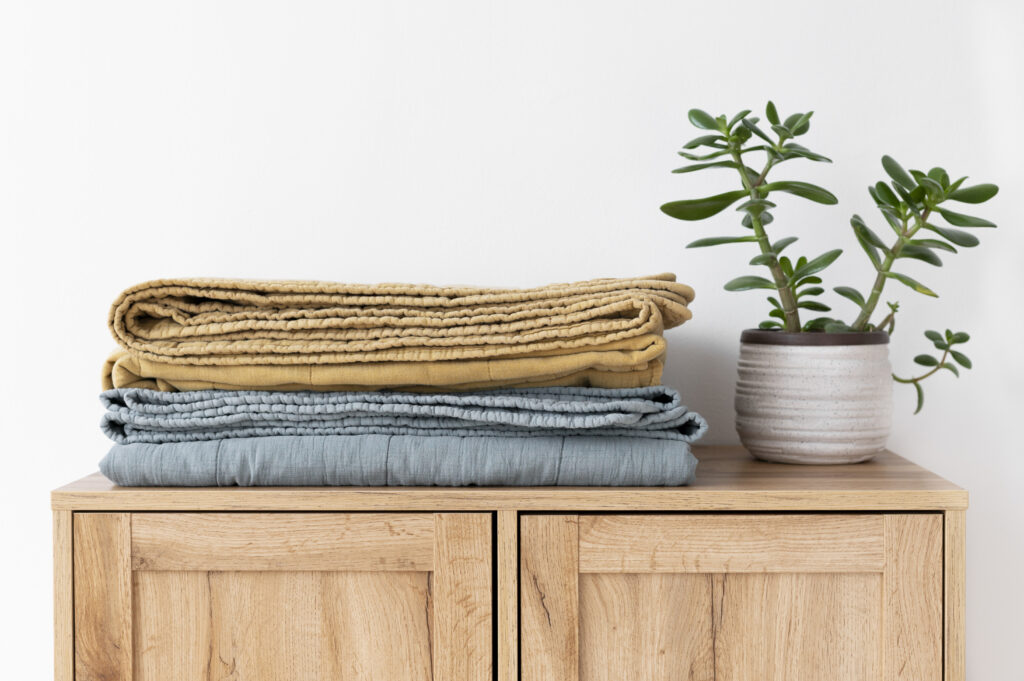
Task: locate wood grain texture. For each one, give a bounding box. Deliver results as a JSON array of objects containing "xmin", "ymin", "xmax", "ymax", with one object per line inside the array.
[
  {"xmin": 521, "ymin": 515, "xmax": 579, "ymax": 681},
  {"xmin": 53, "ymin": 511, "xmax": 73, "ymax": 681},
  {"xmin": 52, "ymin": 446, "xmax": 968, "ymax": 512},
  {"xmin": 579, "ymin": 514, "xmax": 885, "ymax": 573},
  {"xmin": 131, "ymin": 512, "xmax": 434, "ymax": 571},
  {"xmin": 74, "ymin": 513, "xmax": 132, "ymax": 681},
  {"xmin": 579, "ymin": 573, "xmax": 713, "ymax": 681},
  {"xmin": 497, "ymin": 510, "xmax": 518, "ymax": 681},
  {"xmin": 944, "ymin": 510, "xmax": 966, "ymax": 681},
  {"xmin": 884, "ymin": 514, "xmax": 943, "ymax": 681},
  {"xmin": 133, "ymin": 571, "xmax": 433, "ymax": 681},
  {"xmin": 432, "ymin": 513, "xmax": 493, "ymax": 681},
  {"xmin": 713, "ymin": 572, "xmax": 883, "ymax": 681}
]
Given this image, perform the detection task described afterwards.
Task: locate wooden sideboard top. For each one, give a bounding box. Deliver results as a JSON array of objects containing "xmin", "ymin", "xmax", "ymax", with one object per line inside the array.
[{"xmin": 51, "ymin": 445, "xmax": 966, "ymax": 511}]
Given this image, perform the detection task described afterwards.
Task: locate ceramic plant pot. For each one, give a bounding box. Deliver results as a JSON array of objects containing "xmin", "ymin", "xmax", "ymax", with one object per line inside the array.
[{"xmin": 735, "ymin": 329, "xmax": 892, "ymax": 464}]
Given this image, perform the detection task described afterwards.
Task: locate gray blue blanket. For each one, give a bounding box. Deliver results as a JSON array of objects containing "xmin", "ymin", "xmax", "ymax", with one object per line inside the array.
[{"xmin": 99, "ymin": 387, "xmax": 706, "ymax": 487}]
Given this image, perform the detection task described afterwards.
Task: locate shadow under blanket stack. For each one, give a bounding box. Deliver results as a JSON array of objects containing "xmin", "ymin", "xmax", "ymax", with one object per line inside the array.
[{"xmin": 97, "ymin": 274, "xmax": 706, "ymax": 486}]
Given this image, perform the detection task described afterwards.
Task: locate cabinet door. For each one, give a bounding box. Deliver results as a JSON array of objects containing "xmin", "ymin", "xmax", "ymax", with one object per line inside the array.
[
  {"xmin": 521, "ymin": 514, "xmax": 941, "ymax": 681},
  {"xmin": 74, "ymin": 512, "xmax": 492, "ymax": 681}
]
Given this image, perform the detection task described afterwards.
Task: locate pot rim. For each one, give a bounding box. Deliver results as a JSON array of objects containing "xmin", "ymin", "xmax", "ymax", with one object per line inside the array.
[{"xmin": 740, "ymin": 328, "xmax": 890, "ymax": 346}]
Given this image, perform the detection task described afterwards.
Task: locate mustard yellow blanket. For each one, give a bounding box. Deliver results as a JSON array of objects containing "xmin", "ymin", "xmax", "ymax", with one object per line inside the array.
[{"xmin": 103, "ymin": 274, "xmax": 693, "ymax": 391}]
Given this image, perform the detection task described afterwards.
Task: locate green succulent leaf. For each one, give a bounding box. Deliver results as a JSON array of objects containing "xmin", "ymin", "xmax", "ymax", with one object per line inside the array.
[
  {"xmin": 937, "ymin": 207, "xmax": 996, "ymax": 228},
  {"xmin": 877, "ymin": 182, "xmax": 902, "ymax": 208},
  {"xmin": 686, "ymin": 235, "xmax": 759, "ymax": 248},
  {"xmin": 741, "ymin": 211, "xmax": 774, "ymax": 228},
  {"xmin": 661, "ymin": 190, "xmax": 749, "ymax": 221},
  {"xmin": 797, "ymin": 286, "xmax": 825, "ymax": 297},
  {"xmin": 947, "ymin": 183, "xmax": 998, "ymax": 204},
  {"xmin": 759, "ymin": 320, "xmax": 782, "ymax": 329},
  {"xmin": 882, "ymin": 155, "xmax": 916, "ymax": 190},
  {"xmin": 724, "ymin": 275, "xmax": 777, "ymax": 292},
  {"xmin": 672, "ymin": 160, "xmax": 743, "ymax": 174},
  {"xmin": 928, "ymin": 167, "xmax": 950, "ymax": 187},
  {"xmin": 942, "ymin": 363, "xmax": 960, "ymax": 377},
  {"xmin": 682, "ymin": 134, "xmax": 725, "ymax": 150},
  {"xmin": 924, "ymin": 330, "xmax": 943, "ymax": 343},
  {"xmin": 765, "ymin": 101, "xmax": 780, "ymax": 125},
  {"xmin": 834, "ymin": 286, "xmax": 866, "ymax": 307},
  {"xmin": 915, "ymin": 354, "xmax": 939, "ymax": 367},
  {"xmin": 883, "ymin": 271, "xmax": 938, "ymax": 297},
  {"xmin": 909, "ymin": 238, "xmax": 957, "ymax": 253},
  {"xmin": 951, "ymin": 350, "xmax": 972, "ymax": 368},
  {"xmin": 780, "ymin": 143, "xmax": 831, "ymax": 163},
  {"xmin": 771, "ymin": 236, "xmax": 798, "ymax": 254},
  {"xmin": 851, "ymin": 215, "xmax": 889, "ymax": 249},
  {"xmin": 688, "ymin": 109, "xmax": 720, "ymax": 131},
  {"xmin": 770, "ymin": 124, "xmax": 792, "ymax": 140},
  {"xmin": 761, "ymin": 181, "xmax": 838, "ymax": 205},
  {"xmin": 749, "ymin": 253, "xmax": 777, "ymax": 266},
  {"xmin": 735, "ymin": 198, "xmax": 776, "ymax": 216},
  {"xmin": 797, "ymin": 300, "xmax": 831, "ymax": 311},
  {"xmin": 726, "ymin": 110, "xmax": 752, "ymax": 130},
  {"xmin": 741, "ymin": 118, "xmax": 774, "ymax": 144},
  {"xmin": 898, "ymin": 244, "xmax": 943, "ymax": 267},
  {"xmin": 925, "ymin": 223, "xmax": 980, "ymax": 247},
  {"xmin": 951, "ymin": 331, "xmax": 970, "ymax": 343},
  {"xmin": 678, "ymin": 148, "xmax": 733, "ymax": 161},
  {"xmin": 789, "ymin": 249, "xmax": 843, "ymax": 283},
  {"xmin": 913, "ymin": 383, "xmax": 924, "ymax": 414},
  {"xmin": 783, "ymin": 112, "xmax": 811, "ymax": 135}
]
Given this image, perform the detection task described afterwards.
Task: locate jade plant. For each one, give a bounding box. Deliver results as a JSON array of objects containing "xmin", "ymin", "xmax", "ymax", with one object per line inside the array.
[{"xmin": 660, "ymin": 102, "xmax": 998, "ymax": 412}]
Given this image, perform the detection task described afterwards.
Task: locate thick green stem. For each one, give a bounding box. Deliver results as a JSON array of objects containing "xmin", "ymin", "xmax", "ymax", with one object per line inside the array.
[
  {"xmin": 852, "ymin": 208, "xmax": 931, "ymax": 331},
  {"xmin": 729, "ymin": 151, "xmax": 801, "ymax": 331}
]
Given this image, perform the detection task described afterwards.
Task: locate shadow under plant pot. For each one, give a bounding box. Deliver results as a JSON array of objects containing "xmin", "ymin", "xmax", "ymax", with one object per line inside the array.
[{"xmin": 735, "ymin": 329, "xmax": 892, "ymax": 464}]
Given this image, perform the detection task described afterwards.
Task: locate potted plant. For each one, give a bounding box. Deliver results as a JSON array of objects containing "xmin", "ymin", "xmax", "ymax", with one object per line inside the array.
[{"xmin": 661, "ymin": 103, "xmax": 998, "ymax": 463}]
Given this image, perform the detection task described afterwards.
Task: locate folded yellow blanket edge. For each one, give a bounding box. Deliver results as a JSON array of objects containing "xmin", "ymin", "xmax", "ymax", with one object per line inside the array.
[
  {"xmin": 108, "ymin": 274, "xmax": 694, "ymax": 366},
  {"xmin": 103, "ymin": 335, "xmax": 668, "ymax": 392}
]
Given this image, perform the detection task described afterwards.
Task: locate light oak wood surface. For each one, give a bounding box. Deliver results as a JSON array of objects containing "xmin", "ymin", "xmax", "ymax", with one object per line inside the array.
[
  {"xmin": 521, "ymin": 512, "xmax": 944, "ymax": 681},
  {"xmin": 52, "ymin": 511, "xmax": 73, "ymax": 681},
  {"xmin": 497, "ymin": 510, "xmax": 518, "ymax": 681},
  {"xmin": 131, "ymin": 512, "xmax": 435, "ymax": 571},
  {"xmin": 74, "ymin": 513, "xmax": 132, "ymax": 681},
  {"xmin": 70, "ymin": 511, "xmax": 492, "ymax": 681},
  {"xmin": 520, "ymin": 515, "xmax": 580, "ymax": 681},
  {"xmin": 945, "ymin": 510, "xmax": 967, "ymax": 681},
  {"xmin": 52, "ymin": 446, "xmax": 967, "ymax": 511},
  {"xmin": 578, "ymin": 514, "xmax": 885, "ymax": 573},
  {"xmin": 432, "ymin": 513, "xmax": 493, "ymax": 681},
  {"xmin": 883, "ymin": 514, "xmax": 942, "ymax": 681},
  {"xmin": 55, "ymin": 447, "xmax": 966, "ymax": 681}
]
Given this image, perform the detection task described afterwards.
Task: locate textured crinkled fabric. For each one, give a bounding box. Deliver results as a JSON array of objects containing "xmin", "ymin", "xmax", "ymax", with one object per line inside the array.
[
  {"xmin": 103, "ymin": 274, "xmax": 693, "ymax": 391},
  {"xmin": 100, "ymin": 386, "xmax": 708, "ymax": 444}
]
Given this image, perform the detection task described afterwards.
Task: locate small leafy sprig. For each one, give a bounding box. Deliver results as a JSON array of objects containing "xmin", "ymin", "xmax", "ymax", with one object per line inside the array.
[
  {"xmin": 660, "ymin": 102, "xmax": 840, "ymax": 332},
  {"xmin": 835, "ymin": 156, "xmax": 999, "ymax": 332},
  {"xmin": 894, "ymin": 330, "xmax": 972, "ymax": 413}
]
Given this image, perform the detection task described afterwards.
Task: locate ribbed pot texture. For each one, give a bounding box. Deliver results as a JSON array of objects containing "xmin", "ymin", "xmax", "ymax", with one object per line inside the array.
[{"xmin": 735, "ymin": 330, "xmax": 893, "ymax": 464}]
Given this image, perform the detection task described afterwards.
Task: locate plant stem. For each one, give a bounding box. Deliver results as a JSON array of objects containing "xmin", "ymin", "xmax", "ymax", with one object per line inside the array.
[
  {"xmin": 729, "ymin": 150, "xmax": 801, "ymax": 331},
  {"xmin": 893, "ymin": 347, "xmax": 949, "ymax": 384},
  {"xmin": 851, "ymin": 208, "xmax": 931, "ymax": 331}
]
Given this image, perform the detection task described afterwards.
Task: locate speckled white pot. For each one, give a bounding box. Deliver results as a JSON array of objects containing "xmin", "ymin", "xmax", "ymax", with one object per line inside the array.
[{"xmin": 735, "ymin": 329, "xmax": 892, "ymax": 464}]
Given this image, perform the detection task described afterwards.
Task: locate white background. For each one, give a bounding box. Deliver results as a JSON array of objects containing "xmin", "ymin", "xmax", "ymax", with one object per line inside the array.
[{"xmin": 2, "ymin": 0, "xmax": 1021, "ymax": 676}]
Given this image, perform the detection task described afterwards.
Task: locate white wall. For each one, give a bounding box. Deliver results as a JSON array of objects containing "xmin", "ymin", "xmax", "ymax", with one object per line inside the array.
[{"xmin": 1, "ymin": 0, "xmax": 1021, "ymax": 676}]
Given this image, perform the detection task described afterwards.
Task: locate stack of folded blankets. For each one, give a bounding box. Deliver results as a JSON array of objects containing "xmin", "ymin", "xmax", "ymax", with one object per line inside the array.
[{"xmin": 98, "ymin": 274, "xmax": 707, "ymax": 486}]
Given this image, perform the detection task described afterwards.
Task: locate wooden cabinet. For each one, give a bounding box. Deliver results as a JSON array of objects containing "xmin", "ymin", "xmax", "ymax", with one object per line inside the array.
[
  {"xmin": 54, "ymin": 447, "xmax": 966, "ymax": 681},
  {"xmin": 70, "ymin": 513, "xmax": 491, "ymax": 681},
  {"xmin": 521, "ymin": 514, "xmax": 942, "ymax": 681}
]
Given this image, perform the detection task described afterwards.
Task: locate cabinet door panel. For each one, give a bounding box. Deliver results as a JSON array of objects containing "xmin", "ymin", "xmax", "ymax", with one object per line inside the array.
[
  {"xmin": 522, "ymin": 514, "xmax": 941, "ymax": 681},
  {"xmin": 74, "ymin": 512, "xmax": 491, "ymax": 681}
]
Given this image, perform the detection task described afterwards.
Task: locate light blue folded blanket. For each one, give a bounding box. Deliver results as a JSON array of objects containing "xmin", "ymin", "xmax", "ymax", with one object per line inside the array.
[
  {"xmin": 98, "ymin": 387, "xmax": 706, "ymax": 487},
  {"xmin": 99, "ymin": 434, "xmax": 700, "ymax": 487},
  {"xmin": 101, "ymin": 387, "xmax": 707, "ymax": 443}
]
